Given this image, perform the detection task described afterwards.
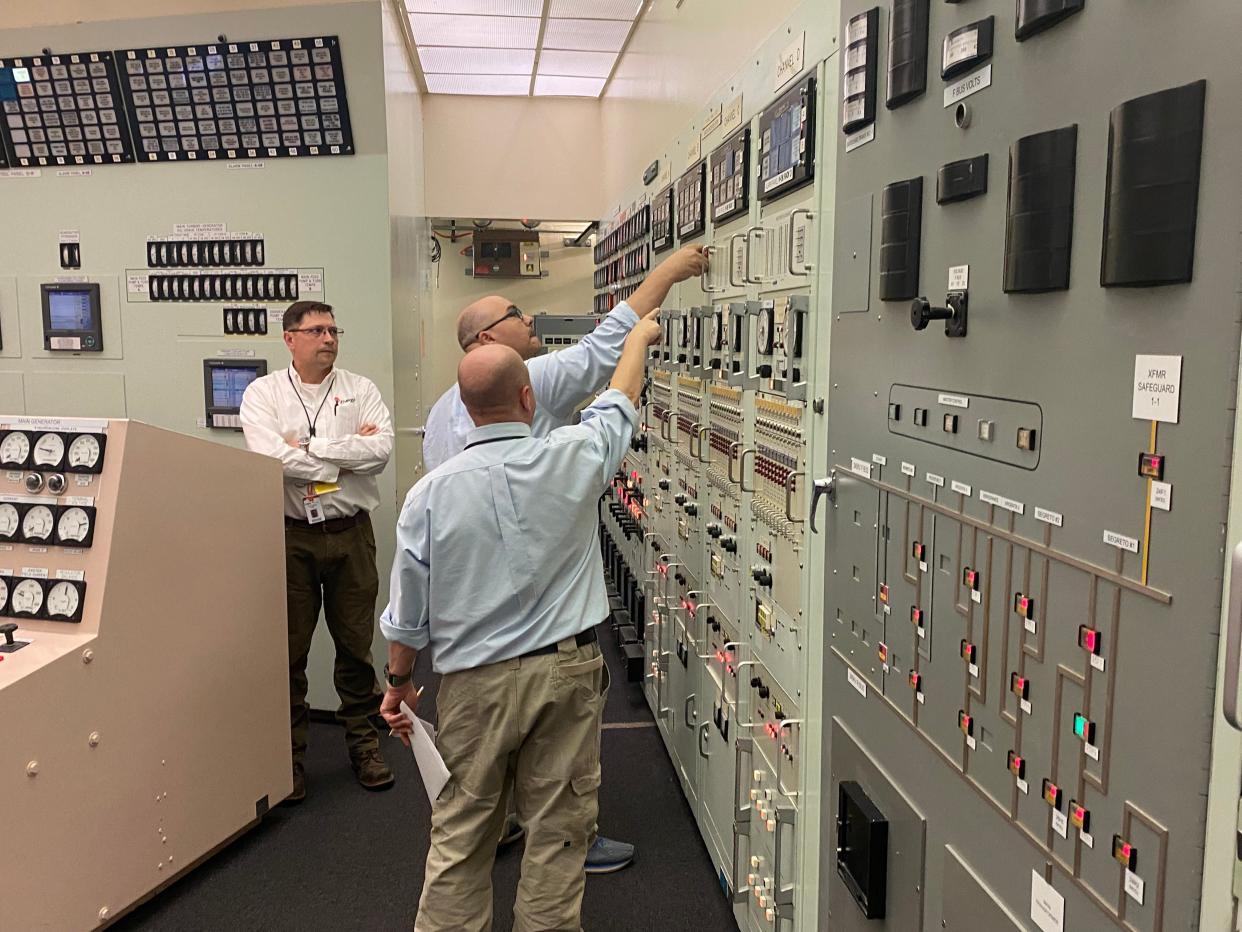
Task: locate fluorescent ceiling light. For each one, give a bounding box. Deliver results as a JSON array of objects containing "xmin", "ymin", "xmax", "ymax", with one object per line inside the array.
[
  {"xmin": 423, "ymin": 73, "xmax": 533, "ymax": 95},
  {"xmin": 409, "ymin": 13, "xmax": 541, "ymax": 48},
  {"xmin": 407, "ymin": 0, "xmax": 542, "ymax": 14},
  {"xmin": 542, "ymin": 17, "xmax": 633, "ymax": 51},
  {"xmin": 419, "ymin": 46, "xmax": 536, "ymax": 74},
  {"xmin": 534, "ymin": 74, "xmax": 608, "ymax": 97},
  {"xmin": 547, "ymin": 0, "xmax": 643, "ymax": 19},
  {"xmin": 537, "ymin": 49, "xmax": 617, "ymax": 77}
]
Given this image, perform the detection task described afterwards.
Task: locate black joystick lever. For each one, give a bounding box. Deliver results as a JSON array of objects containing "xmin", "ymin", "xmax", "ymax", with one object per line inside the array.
[
  {"xmin": 910, "ymin": 291, "xmax": 968, "ymax": 338},
  {"xmin": 0, "ymin": 622, "xmax": 26, "ymax": 654}
]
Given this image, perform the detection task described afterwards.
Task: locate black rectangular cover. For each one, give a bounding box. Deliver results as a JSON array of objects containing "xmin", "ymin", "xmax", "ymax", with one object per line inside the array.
[
  {"xmin": 651, "ymin": 185, "xmax": 675, "ymax": 254},
  {"xmin": 1016, "ymin": 0, "xmax": 1085, "ymax": 42},
  {"xmin": 887, "ymin": 0, "xmax": 929, "ymax": 109},
  {"xmin": 843, "ymin": 7, "xmax": 880, "ymax": 132},
  {"xmin": 879, "ymin": 177, "xmax": 923, "ymax": 301},
  {"xmin": 837, "ymin": 781, "xmax": 888, "ymax": 919},
  {"xmin": 1101, "ymin": 80, "xmax": 1206, "ymax": 287},
  {"xmin": 940, "ymin": 16, "xmax": 994, "ymax": 81},
  {"xmin": 1003, "ymin": 125, "xmax": 1077, "ymax": 292},
  {"xmin": 936, "ymin": 153, "xmax": 988, "ymax": 203}
]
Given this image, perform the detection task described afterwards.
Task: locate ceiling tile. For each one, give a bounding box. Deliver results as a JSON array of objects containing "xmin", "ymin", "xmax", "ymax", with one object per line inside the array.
[
  {"xmin": 541, "ymin": 17, "xmax": 632, "ymax": 51},
  {"xmin": 407, "ymin": 0, "xmax": 542, "ymax": 13},
  {"xmin": 547, "ymin": 0, "xmax": 643, "ymax": 19},
  {"xmin": 409, "ymin": 13, "xmax": 541, "ymax": 48},
  {"xmin": 533, "ymin": 74, "xmax": 608, "ymax": 97},
  {"xmin": 536, "ymin": 49, "xmax": 617, "ymax": 77},
  {"xmin": 419, "ymin": 46, "xmax": 536, "ymax": 74},
  {"xmin": 423, "ymin": 73, "xmax": 533, "ymax": 95}
]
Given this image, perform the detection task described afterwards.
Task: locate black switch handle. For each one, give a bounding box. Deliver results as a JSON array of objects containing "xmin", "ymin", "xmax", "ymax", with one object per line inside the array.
[{"xmin": 0, "ymin": 622, "xmax": 17, "ymax": 646}]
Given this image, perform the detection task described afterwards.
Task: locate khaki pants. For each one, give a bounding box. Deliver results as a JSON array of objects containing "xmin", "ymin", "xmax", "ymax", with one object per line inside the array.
[
  {"xmin": 415, "ymin": 635, "xmax": 609, "ymax": 932},
  {"xmin": 285, "ymin": 516, "xmax": 383, "ymax": 763}
]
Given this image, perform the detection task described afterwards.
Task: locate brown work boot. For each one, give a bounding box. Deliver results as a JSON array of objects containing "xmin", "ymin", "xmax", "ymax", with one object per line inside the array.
[
  {"xmin": 281, "ymin": 761, "xmax": 306, "ymax": 806},
  {"xmin": 350, "ymin": 748, "xmax": 395, "ymax": 790}
]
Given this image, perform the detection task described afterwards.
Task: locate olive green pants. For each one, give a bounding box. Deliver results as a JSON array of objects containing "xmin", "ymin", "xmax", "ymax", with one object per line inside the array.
[
  {"xmin": 415, "ymin": 636, "xmax": 609, "ymax": 932},
  {"xmin": 285, "ymin": 516, "xmax": 382, "ymax": 763}
]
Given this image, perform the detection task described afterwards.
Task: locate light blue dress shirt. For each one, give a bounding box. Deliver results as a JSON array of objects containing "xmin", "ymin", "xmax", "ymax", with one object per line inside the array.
[
  {"xmin": 381, "ymin": 389, "xmax": 638, "ymax": 674},
  {"xmin": 422, "ymin": 303, "xmax": 640, "ymax": 471}
]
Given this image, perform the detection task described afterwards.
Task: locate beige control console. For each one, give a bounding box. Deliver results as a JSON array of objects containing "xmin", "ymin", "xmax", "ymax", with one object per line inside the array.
[{"xmin": 0, "ymin": 417, "xmax": 291, "ymax": 930}]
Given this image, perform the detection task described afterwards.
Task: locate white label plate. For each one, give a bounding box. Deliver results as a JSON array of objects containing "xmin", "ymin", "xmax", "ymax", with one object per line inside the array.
[
  {"xmin": 1133, "ymin": 354, "xmax": 1182, "ymax": 423},
  {"xmin": 1091, "ymin": 654, "xmax": 1106, "ymax": 672},
  {"xmin": 721, "ymin": 95, "xmax": 744, "ymax": 134},
  {"xmin": 966, "ymin": 735, "xmax": 976, "ymax": 750},
  {"xmin": 1104, "ymin": 530, "xmax": 1140, "ymax": 553},
  {"xmin": 1031, "ymin": 872, "xmax": 1065, "ymax": 932},
  {"xmin": 1016, "ymin": 777, "xmax": 1029, "ymax": 794},
  {"xmin": 1081, "ymin": 831, "xmax": 1094, "ymax": 849},
  {"xmin": 847, "ymin": 667, "xmax": 867, "ymax": 698},
  {"xmin": 971, "ymin": 590, "xmax": 981, "ymax": 604},
  {"xmin": 1034, "ymin": 507, "xmax": 1063, "ymax": 527},
  {"xmin": 1151, "ymin": 481, "xmax": 1172, "ymax": 511},
  {"xmin": 968, "ymin": 663, "xmax": 979, "ymax": 678},
  {"xmin": 951, "ymin": 480, "xmax": 972, "ymax": 496},
  {"xmin": 947, "ymin": 265, "xmax": 969, "ymax": 291},
  {"xmin": 1025, "ymin": 619, "xmax": 1037, "ymax": 634},
  {"xmin": 872, "ymin": 454, "xmax": 887, "ymax": 466},
  {"xmin": 901, "ymin": 462, "xmax": 916, "ymax": 477},
  {"xmin": 775, "ymin": 32, "xmax": 805, "ymax": 91},
  {"xmin": 926, "ymin": 472, "xmax": 945, "ymax": 487},
  {"xmin": 1125, "ymin": 870, "xmax": 1145, "ymax": 905},
  {"xmin": 851, "ymin": 458, "xmax": 873, "ymax": 478},
  {"xmin": 845, "ymin": 124, "xmax": 875, "ymax": 152},
  {"xmin": 1085, "ymin": 743, "xmax": 1100, "ymax": 761},
  {"xmin": 1052, "ymin": 809, "xmax": 1068, "ymax": 839},
  {"xmin": 943, "ymin": 63, "xmax": 992, "ymax": 107},
  {"xmin": 1021, "ymin": 699, "xmax": 1032, "ymax": 715}
]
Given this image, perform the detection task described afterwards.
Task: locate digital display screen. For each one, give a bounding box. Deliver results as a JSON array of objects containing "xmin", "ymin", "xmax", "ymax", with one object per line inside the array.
[
  {"xmin": 47, "ymin": 289, "xmax": 97, "ymax": 331},
  {"xmin": 116, "ymin": 35, "xmax": 354, "ymax": 162},
  {"xmin": 210, "ymin": 365, "xmax": 263, "ymax": 409},
  {"xmin": 758, "ymin": 74, "xmax": 816, "ymax": 202},
  {"xmin": 0, "ymin": 51, "xmax": 134, "ymax": 166}
]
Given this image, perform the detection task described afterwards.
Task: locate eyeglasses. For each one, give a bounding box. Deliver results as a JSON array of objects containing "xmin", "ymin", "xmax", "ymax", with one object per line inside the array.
[
  {"xmin": 288, "ymin": 326, "xmax": 344, "ymax": 338},
  {"xmin": 474, "ymin": 306, "xmax": 525, "ymax": 342}
]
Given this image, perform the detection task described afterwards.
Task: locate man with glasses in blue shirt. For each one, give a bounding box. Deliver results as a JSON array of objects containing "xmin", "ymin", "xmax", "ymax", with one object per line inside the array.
[{"xmin": 420, "ymin": 243, "xmax": 708, "ymax": 872}]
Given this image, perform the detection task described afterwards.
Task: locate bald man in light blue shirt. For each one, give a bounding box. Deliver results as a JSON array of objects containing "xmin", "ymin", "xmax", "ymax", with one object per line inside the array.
[{"xmin": 381, "ymin": 319, "xmax": 660, "ymax": 932}]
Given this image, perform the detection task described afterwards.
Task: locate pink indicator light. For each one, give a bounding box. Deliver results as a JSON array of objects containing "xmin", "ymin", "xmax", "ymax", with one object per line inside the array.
[
  {"xmin": 1085, "ymin": 631, "xmax": 1098, "ymax": 650},
  {"xmin": 1121, "ymin": 843, "xmax": 1132, "ymax": 858}
]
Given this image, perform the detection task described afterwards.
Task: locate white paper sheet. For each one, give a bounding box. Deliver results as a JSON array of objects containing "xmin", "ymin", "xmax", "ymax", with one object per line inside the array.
[{"xmin": 400, "ymin": 700, "xmax": 451, "ymax": 805}]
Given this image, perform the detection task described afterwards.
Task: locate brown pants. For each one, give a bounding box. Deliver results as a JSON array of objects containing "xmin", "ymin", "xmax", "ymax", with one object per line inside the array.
[
  {"xmin": 285, "ymin": 516, "xmax": 382, "ymax": 763},
  {"xmin": 415, "ymin": 636, "xmax": 609, "ymax": 932}
]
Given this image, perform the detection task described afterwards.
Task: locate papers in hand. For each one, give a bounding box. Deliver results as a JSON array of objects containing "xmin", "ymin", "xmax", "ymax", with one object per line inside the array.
[{"xmin": 400, "ymin": 700, "xmax": 451, "ymax": 804}]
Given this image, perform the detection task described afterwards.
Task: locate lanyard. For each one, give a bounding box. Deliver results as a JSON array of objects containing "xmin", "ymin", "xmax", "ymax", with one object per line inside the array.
[
  {"xmin": 463, "ymin": 435, "xmax": 526, "ymax": 450},
  {"xmin": 288, "ymin": 370, "xmax": 337, "ymax": 438}
]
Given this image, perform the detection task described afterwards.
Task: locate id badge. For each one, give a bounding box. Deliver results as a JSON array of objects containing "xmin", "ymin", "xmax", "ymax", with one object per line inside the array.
[{"xmin": 303, "ymin": 496, "xmax": 326, "ymax": 524}]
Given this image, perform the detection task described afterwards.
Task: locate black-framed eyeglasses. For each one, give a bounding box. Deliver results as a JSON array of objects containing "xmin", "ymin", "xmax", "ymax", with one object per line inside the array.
[
  {"xmin": 474, "ymin": 305, "xmax": 524, "ymax": 342},
  {"xmin": 288, "ymin": 326, "xmax": 345, "ymax": 338}
]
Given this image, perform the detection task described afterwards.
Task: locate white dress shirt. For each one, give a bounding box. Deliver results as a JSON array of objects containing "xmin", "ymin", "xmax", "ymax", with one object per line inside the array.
[
  {"xmin": 421, "ymin": 302, "xmax": 639, "ymax": 470},
  {"xmin": 240, "ymin": 365, "xmax": 394, "ymax": 519},
  {"xmin": 381, "ymin": 389, "xmax": 637, "ymax": 673}
]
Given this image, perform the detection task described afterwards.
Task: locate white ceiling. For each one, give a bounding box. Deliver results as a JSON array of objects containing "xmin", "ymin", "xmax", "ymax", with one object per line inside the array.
[{"xmin": 406, "ymin": 0, "xmax": 647, "ymax": 97}]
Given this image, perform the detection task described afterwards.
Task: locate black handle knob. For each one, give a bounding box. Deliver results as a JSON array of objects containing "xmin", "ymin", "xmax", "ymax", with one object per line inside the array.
[
  {"xmin": 707, "ymin": 523, "xmax": 722, "ymax": 537},
  {"xmin": 910, "ymin": 297, "xmax": 952, "ymax": 331},
  {"xmin": 659, "ymin": 479, "xmax": 671, "ymax": 491},
  {"xmin": 685, "ymin": 504, "xmax": 697, "ymax": 516},
  {"xmin": 722, "ymin": 537, "xmax": 737, "ymax": 553},
  {"xmin": 758, "ymin": 686, "xmax": 771, "ymax": 699},
  {"xmin": 750, "ymin": 676, "xmax": 762, "ymax": 688},
  {"xmin": 674, "ymin": 493, "xmax": 686, "ymax": 505},
  {"xmin": 0, "ymin": 622, "xmax": 17, "ymax": 646}
]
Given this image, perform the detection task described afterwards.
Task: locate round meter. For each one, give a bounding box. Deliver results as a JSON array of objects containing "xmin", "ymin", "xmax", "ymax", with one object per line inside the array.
[
  {"xmin": 0, "ymin": 431, "xmax": 31, "ymax": 466},
  {"xmin": 11, "ymin": 578, "xmax": 43, "ymax": 617},
  {"xmin": 0, "ymin": 576, "xmax": 8, "ymax": 614},
  {"xmin": 0, "ymin": 503, "xmax": 18, "ymax": 540},
  {"xmin": 67, "ymin": 434, "xmax": 102, "ymax": 471},
  {"xmin": 21, "ymin": 504, "xmax": 55, "ymax": 543},
  {"xmin": 32, "ymin": 432, "xmax": 65, "ymax": 468},
  {"xmin": 57, "ymin": 507, "xmax": 93, "ymax": 545},
  {"xmin": 45, "ymin": 581, "xmax": 82, "ymax": 620},
  {"xmin": 756, "ymin": 306, "xmax": 775, "ymax": 354}
]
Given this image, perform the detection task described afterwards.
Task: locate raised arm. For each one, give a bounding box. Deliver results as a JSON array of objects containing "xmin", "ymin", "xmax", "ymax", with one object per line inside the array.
[{"xmin": 531, "ymin": 245, "xmax": 710, "ymax": 418}]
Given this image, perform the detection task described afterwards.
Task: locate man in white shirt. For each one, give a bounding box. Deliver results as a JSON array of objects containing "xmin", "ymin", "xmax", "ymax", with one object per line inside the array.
[
  {"xmin": 240, "ymin": 300, "xmax": 395, "ymax": 803},
  {"xmin": 419, "ymin": 244, "xmax": 708, "ymax": 872}
]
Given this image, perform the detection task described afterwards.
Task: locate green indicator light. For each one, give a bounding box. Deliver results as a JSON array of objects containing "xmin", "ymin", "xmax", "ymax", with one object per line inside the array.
[{"xmin": 1073, "ymin": 713, "xmax": 1087, "ymax": 739}]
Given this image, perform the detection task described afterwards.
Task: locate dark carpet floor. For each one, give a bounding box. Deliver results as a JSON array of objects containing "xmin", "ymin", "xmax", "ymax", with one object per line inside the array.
[{"xmin": 114, "ymin": 621, "xmax": 737, "ymax": 931}]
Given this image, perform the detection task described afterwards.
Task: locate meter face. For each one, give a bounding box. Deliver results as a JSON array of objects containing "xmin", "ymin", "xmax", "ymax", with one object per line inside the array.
[
  {"xmin": 46, "ymin": 581, "xmax": 81, "ymax": 619},
  {"xmin": 57, "ymin": 507, "xmax": 92, "ymax": 544},
  {"xmin": 11, "ymin": 579, "xmax": 44, "ymax": 616},
  {"xmin": 33, "ymin": 432, "xmax": 65, "ymax": 467},
  {"xmin": 0, "ymin": 432, "xmax": 30, "ymax": 466},
  {"xmin": 22, "ymin": 505, "xmax": 55, "ymax": 542}
]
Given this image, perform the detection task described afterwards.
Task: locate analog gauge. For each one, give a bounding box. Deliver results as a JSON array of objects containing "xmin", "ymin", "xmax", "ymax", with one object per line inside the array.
[
  {"xmin": 56, "ymin": 506, "xmax": 94, "ymax": 547},
  {"xmin": 0, "ymin": 576, "xmax": 7, "ymax": 615},
  {"xmin": 45, "ymin": 580, "xmax": 83, "ymax": 621},
  {"xmin": 710, "ymin": 312, "xmax": 723, "ymax": 351},
  {"xmin": 0, "ymin": 431, "xmax": 31, "ymax": 467},
  {"xmin": 32, "ymin": 432, "xmax": 65, "ymax": 468},
  {"xmin": 21, "ymin": 504, "xmax": 55, "ymax": 543},
  {"xmin": 66, "ymin": 434, "xmax": 104, "ymax": 472},
  {"xmin": 756, "ymin": 306, "xmax": 775, "ymax": 354},
  {"xmin": 0, "ymin": 503, "xmax": 17, "ymax": 540},
  {"xmin": 11, "ymin": 578, "xmax": 43, "ymax": 617}
]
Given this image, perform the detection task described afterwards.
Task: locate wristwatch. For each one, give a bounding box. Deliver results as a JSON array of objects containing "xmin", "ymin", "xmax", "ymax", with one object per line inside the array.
[{"xmin": 383, "ymin": 664, "xmax": 412, "ymax": 688}]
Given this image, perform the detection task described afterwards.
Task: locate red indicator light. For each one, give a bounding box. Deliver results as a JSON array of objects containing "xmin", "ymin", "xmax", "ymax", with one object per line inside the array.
[
  {"xmin": 1112, "ymin": 835, "xmax": 1137, "ymax": 870},
  {"xmin": 878, "ymin": 643, "xmax": 889, "ymax": 663},
  {"xmin": 1007, "ymin": 751, "xmax": 1025, "ymax": 778},
  {"xmin": 1014, "ymin": 593, "xmax": 1033, "ymax": 618},
  {"xmin": 912, "ymin": 541, "xmax": 926, "ymax": 560},
  {"xmin": 879, "ymin": 584, "xmax": 889, "ymax": 604},
  {"xmin": 911, "ymin": 606, "xmax": 923, "ymax": 626},
  {"xmin": 1011, "ymin": 673, "xmax": 1029, "ymax": 699},
  {"xmin": 963, "ymin": 567, "xmax": 978, "ymax": 590},
  {"xmin": 909, "ymin": 671, "xmax": 921, "ymax": 690},
  {"xmin": 1079, "ymin": 625, "xmax": 1101, "ymax": 655},
  {"xmin": 958, "ymin": 710, "xmax": 973, "ymax": 735},
  {"xmin": 960, "ymin": 640, "xmax": 976, "ymax": 663},
  {"xmin": 1042, "ymin": 779, "xmax": 1061, "ymax": 809},
  {"xmin": 1069, "ymin": 802, "xmax": 1089, "ymax": 831}
]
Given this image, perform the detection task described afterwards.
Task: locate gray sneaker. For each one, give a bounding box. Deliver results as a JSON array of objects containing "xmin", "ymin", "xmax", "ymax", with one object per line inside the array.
[{"xmin": 585, "ymin": 836, "xmax": 635, "ymax": 874}]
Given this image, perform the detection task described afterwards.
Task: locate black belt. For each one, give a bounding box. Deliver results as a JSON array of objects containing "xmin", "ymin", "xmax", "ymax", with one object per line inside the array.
[
  {"xmin": 519, "ymin": 626, "xmax": 598, "ymax": 660},
  {"xmin": 285, "ymin": 511, "xmax": 368, "ymax": 534}
]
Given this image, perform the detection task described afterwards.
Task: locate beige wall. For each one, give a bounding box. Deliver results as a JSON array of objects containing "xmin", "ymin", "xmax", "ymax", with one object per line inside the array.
[
  {"xmin": 421, "ymin": 232, "xmax": 595, "ymax": 431},
  {"xmin": 422, "ymin": 95, "xmax": 604, "ymax": 221},
  {"xmin": 599, "ymin": 0, "xmax": 802, "ymax": 207},
  {"xmin": 6, "ymin": 0, "xmax": 350, "ymax": 29}
]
